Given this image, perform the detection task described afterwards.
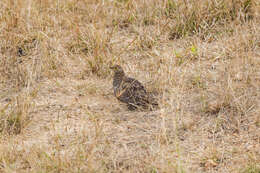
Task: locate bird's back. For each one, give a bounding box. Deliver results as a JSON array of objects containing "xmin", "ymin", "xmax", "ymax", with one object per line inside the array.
[{"xmin": 114, "ymin": 76, "xmax": 158, "ymax": 110}]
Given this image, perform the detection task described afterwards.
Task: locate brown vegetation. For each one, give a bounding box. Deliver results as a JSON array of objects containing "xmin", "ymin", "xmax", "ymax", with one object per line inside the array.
[{"xmin": 0, "ymin": 0, "xmax": 259, "ymax": 172}]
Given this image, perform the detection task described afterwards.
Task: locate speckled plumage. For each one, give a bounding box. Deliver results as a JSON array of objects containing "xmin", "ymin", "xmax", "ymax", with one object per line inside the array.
[{"xmin": 110, "ymin": 65, "xmax": 158, "ymax": 110}]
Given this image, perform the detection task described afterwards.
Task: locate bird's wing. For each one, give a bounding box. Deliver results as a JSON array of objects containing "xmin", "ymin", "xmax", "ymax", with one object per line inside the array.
[
  {"xmin": 123, "ymin": 77, "xmax": 151, "ymax": 105},
  {"xmin": 114, "ymin": 77, "xmax": 145, "ymax": 102},
  {"xmin": 123, "ymin": 77, "xmax": 147, "ymax": 95},
  {"xmin": 115, "ymin": 77, "xmax": 158, "ymax": 109},
  {"xmin": 126, "ymin": 79, "xmax": 158, "ymax": 106}
]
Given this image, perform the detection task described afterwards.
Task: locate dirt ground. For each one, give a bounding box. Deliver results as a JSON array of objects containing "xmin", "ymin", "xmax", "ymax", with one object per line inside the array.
[{"xmin": 0, "ymin": 0, "xmax": 259, "ymax": 172}]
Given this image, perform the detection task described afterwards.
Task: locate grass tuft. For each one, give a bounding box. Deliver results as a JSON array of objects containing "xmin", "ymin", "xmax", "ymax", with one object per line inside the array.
[{"xmin": 0, "ymin": 0, "xmax": 259, "ymax": 172}]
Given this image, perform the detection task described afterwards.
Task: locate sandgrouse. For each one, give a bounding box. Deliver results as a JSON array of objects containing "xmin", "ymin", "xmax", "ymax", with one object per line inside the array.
[{"xmin": 110, "ymin": 65, "xmax": 158, "ymax": 110}]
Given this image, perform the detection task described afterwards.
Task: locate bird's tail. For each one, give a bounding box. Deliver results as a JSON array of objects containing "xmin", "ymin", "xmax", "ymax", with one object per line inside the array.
[{"xmin": 147, "ymin": 92, "xmax": 159, "ymax": 108}]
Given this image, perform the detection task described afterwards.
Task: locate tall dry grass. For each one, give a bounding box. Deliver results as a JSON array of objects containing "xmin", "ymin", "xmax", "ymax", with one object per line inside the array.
[{"xmin": 0, "ymin": 0, "xmax": 259, "ymax": 172}]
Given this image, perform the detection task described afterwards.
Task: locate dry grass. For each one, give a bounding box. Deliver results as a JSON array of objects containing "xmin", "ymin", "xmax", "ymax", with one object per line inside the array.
[{"xmin": 0, "ymin": 0, "xmax": 259, "ymax": 172}]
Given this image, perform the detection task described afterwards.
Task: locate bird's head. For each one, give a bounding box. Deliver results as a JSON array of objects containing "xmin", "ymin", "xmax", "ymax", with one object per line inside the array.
[{"xmin": 110, "ymin": 65, "xmax": 125, "ymax": 76}]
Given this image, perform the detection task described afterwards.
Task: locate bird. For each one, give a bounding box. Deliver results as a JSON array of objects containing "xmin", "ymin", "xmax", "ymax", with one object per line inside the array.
[{"xmin": 110, "ymin": 65, "xmax": 158, "ymax": 110}]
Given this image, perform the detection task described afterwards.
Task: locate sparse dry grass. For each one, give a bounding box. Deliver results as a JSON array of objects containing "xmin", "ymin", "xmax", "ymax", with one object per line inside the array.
[{"xmin": 0, "ymin": 0, "xmax": 259, "ymax": 172}]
